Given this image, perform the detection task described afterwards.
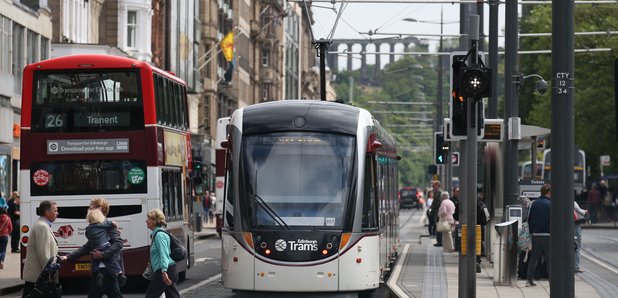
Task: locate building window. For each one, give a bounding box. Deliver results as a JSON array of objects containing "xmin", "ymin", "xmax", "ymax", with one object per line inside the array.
[
  {"xmin": 40, "ymin": 36, "xmax": 49, "ymax": 61},
  {"xmin": 261, "ymin": 49, "xmax": 270, "ymax": 66},
  {"xmin": 13, "ymin": 23, "xmax": 24, "ymax": 94},
  {"xmin": 27, "ymin": 30, "xmax": 38, "ymax": 65},
  {"xmin": 127, "ymin": 11, "xmax": 137, "ymax": 48},
  {"xmin": 0, "ymin": 15, "xmax": 11, "ymax": 73},
  {"xmin": 262, "ymin": 83, "xmax": 271, "ymax": 101}
]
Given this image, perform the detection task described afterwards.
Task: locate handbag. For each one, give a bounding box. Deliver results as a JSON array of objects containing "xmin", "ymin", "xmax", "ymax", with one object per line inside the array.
[
  {"xmin": 437, "ymin": 220, "xmax": 451, "ymax": 233},
  {"xmin": 518, "ymin": 222, "xmax": 532, "ymax": 251},
  {"xmin": 142, "ymin": 262, "xmax": 152, "ymax": 280}
]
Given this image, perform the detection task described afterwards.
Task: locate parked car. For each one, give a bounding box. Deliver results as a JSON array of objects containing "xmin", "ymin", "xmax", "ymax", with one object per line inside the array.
[{"xmin": 399, "ymin": 187, "xmax": 421, "ymax": 209}]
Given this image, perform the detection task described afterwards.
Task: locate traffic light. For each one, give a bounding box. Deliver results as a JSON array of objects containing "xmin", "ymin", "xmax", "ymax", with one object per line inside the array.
[
  {"xmin": 434, "ymin": 132, "xmax": 448, "ymax": 165},
  {"xmin": 460, "ymin": 67, "xmax": 491, "ymax": 99},
  {"xmin": 450, "ymin": 54, "xmax": 467, "ymax": 137},
  {"xmin": 449, "ymin": 52, "xmax": 488, "ymax": 139},
  {"xmin": 192, "ymin": 156, "xmax": 204, "ymax": 178}
]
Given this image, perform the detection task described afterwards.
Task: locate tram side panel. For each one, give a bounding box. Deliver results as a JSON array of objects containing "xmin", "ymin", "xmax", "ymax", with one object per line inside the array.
[
  {"xmin": 338, "ymin": 235, "xmax": 381, "ymax": 291},
  {"xmin": 221, "ymin": 234, "xmax": 255, "ymax": 291}
]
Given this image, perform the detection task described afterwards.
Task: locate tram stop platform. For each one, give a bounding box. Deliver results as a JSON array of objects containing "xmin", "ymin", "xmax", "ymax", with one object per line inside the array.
[{"xmin": 387, "ymin": 228, "xmax": 602, "ymax": 298}]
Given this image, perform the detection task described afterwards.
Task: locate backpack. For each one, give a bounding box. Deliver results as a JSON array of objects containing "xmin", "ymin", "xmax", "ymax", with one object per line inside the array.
[{"xmin": 154, "ymin": 229, "xmax": 187, "ymax": 262}]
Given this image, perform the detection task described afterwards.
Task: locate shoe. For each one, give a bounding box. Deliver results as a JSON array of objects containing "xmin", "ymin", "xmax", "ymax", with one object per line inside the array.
[
  {"xmin": 0, "ymin": 262, "xmax": 3, "ymax": 269},
  {"xmin": 118, "ymin": 274, "xmax": 127, "ymax": 287},
  {"xmin": 526, "ymin": 281, "xmax": 537, "ymax": 287},
  {"xmin": 476, "ymin": 263, "xmax": 481, "ymax": 273},
  {"xmin": 96, "ymin": 272, "xmax": 104, "ymax": 287},
  {"xmin": 434, "ymin": 243, "xmax": 442, "ymax": 247},
  {"xmin": 575, "ymin": 268, "xmax": 585, "ymax": 273},
  {"xmin": 11, "ymin": 250, "xmax": 19, "ymax": 253}
]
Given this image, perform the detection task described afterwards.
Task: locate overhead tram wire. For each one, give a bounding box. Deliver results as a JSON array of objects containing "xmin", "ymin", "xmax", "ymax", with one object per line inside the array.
[
  {"xmin": 290, "ymin": 0, "xmax": 618, "ymax": 3},
  {"xmin": 328, "ymin": 48, "xmax": 612, "ymax": 56}
]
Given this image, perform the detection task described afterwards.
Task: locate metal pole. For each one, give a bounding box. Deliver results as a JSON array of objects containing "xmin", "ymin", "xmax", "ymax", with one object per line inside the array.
[
  {"xmin": 438, "ymin": 8, "xmax": 445, "ymax": 187},
  {"xmin": 551, "ymin": 0, "xmax": 575, "ymax": 294},
  {"xmin": 458, "ymin": 5, "xmax": 470, "ymax": 298},
  {"xmin": 488, "ymin": 0, "xmax": 498, "ymax": 118},
  {"xmin": 458, "ymin": 5, "xmax": 469, "ymax": 298},
  {"xmin": 465, "ymin": 15, "xmax": 480, "ymax": 298},
  {"xmin": 503, "ymin": 0, "xmax": 519, "ymax": 211},
  {"xmin": 316, "ymin": 39, "xmax": 330, "ymax": 101}
]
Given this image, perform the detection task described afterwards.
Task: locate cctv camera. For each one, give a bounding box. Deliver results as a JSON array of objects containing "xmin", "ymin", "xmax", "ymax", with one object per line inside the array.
[{"xmin": 534, "ymin": 79, "xmax": 548, "ymax": 95}]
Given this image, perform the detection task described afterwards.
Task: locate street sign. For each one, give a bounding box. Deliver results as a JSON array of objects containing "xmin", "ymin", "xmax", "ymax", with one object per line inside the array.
[
  {"xmin": 601, "ymin": 155, "xmax": 611, "ymax": 166},
  {"xmin": 452, "ymin": 152, "xmax": 460, "ymax": 166}
]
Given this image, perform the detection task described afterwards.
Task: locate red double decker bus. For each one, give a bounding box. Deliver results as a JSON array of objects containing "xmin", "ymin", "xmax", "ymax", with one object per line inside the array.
[{"xmin": 19, "ymin": 54, "xmax": 194, "ymax": 280}]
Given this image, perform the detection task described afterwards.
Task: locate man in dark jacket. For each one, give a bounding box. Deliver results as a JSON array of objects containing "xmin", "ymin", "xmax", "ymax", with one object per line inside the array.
[{"xmin": 526, "ymin": 184, "xmax": 551, "ymax": 287}]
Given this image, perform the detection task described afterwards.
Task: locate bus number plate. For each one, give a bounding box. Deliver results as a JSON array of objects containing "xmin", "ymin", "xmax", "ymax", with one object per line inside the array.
[{"xmin": 75, "ymin": 263, "xmax": 91, "ymax": 271}]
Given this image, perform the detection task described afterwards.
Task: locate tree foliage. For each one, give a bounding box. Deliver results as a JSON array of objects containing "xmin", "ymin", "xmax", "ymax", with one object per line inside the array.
[
  {"xmin": 519, "ymin": 5, "xmax": 618, "ymax": 180},
  {"xmin": 332, "ymin": 45, "xmax": 447, "ymax": 187}
]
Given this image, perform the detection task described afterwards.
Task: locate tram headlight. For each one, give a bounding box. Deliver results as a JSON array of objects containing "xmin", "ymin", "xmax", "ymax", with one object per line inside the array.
[
  {"xmin": 265, "ymin": 249, "xmax": 271, "ymax": 255},
  {"xmin": 322, "ymin": 249, "xmax": 328, "ymax": 255},
  {"xmin": 326, "ymin": 242, "xmax": 333, "ymax": 249}
]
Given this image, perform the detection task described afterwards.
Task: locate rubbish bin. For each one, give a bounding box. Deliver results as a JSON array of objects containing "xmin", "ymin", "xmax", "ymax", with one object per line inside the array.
[{"xmin": 493, "ymin": 219, "xmax": 518, "ymax": 285}]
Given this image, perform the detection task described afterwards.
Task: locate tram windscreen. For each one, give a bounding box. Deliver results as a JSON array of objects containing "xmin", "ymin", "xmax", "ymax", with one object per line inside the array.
[{"xmin": 242, "ymin": 132, "xmax": 355, "ymax": 228}]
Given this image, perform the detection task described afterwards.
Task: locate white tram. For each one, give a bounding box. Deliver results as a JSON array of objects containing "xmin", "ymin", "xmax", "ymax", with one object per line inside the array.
[{"xmin": 219, "ymin": 100, "xmax": 400, "ymax": 293}]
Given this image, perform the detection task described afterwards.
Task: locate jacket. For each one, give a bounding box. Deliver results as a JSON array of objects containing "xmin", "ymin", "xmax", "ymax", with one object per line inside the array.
[
  {"xmin": 22, "ymin": 218, "xmax": 58, "ymax": 283},
  {"xmin": 150, "ymin": 227, "xmax": 175, "ymax": 273},
  {"xmin": 438, "ymin": 199, "xmax": 456, "ymax": 224},
  {"xmin": 0, "ymin": 214, "xmax": 12, "ymax": 236},
  {"xmin": 67, "ymin": 224, "xmax": 123, "ymax": 263},
  {"xmin": 528, "ymin": 196, "xmax": 551, "ymax": 235}
]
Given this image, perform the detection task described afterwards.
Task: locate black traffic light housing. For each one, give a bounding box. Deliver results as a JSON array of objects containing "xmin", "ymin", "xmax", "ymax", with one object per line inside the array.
[
  {"xmin": 449, "ymin": 52, "xmax": 490, "ymax": 138},
  {"xmin": 434, "ymin": 132, "xmax": 449, "ymax": 165},
  {"xmin": 460, "ymin": 67, "xmax": 491, "ymax": 99}
]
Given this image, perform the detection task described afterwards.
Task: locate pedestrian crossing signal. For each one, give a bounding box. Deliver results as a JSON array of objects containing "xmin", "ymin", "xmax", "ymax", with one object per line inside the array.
[{"xmin": 434, "ymin": 132, "xmax": 448, "ymax": 165}]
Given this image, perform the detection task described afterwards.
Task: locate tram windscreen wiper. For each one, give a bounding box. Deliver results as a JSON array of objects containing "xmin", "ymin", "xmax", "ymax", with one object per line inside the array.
[{"xmin": 251, "ymin": 193, "xmax": 291, "ymax": 230}]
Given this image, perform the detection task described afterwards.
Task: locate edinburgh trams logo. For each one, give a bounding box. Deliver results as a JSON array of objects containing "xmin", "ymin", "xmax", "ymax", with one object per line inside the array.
[
  {"xmin": 274, "ymin": 239, "xmax": 287, "ymax": 251},
  {"xmin": 274, "ymin": 239, "xmax": 318, "ymax": 252}
]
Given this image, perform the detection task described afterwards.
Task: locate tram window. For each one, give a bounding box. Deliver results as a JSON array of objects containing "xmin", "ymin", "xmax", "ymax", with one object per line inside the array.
[{"xmin": 362, "ymin": 156, "xmax": 378, "ymax": 230}]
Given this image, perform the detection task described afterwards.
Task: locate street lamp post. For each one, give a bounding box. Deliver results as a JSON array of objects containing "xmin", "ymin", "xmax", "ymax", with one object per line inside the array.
[{"xmin": 402, "ymin": 8, "xmax": 455, "ymax": 188}]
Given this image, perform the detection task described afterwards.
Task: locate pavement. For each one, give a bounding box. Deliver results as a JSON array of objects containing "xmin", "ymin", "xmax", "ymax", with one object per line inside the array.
[
  {"xmin": 386, "ymin": 219, "xmax": 616, "ymax": 298},
  {"xmin": 0, "ymin": 220, "xmax": 218, "ymax": 296}
]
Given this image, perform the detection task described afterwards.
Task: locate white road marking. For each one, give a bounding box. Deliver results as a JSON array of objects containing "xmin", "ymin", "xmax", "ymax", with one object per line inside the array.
[
  {"xmin": 386, "ymin": 243, "xmax": 410, "ymax": 298},
  {"xmin": 179, "ymin": 274, "xmax": 221, "ymax": 295}
]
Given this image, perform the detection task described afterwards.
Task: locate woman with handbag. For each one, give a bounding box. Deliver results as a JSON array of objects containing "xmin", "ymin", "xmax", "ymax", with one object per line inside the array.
[
  {"xmin": 437, "ymin": 192, "xmax": 456, "ymax": 252},
  {"xmin": 145, "ymin": 209, "xmax": 180, "ymax": 298}
]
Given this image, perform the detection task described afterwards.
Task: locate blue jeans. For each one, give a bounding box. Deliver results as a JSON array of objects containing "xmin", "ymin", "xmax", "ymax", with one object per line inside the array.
[
  {"xmin": 574, "ymin": 224, "xmax": 583, "ymax": 269},
  {"xmin": 0, "ymin": 235, "xmax": 8, "ymax": 262}
]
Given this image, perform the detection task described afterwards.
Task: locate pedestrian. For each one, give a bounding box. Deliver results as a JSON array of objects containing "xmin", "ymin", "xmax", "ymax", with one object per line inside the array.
[
  {"xmin": 476, "ymin": 194, "xmax": 491, "ymax": 273},
  {"xmin": 202, "ymin": 191, "xmax": 211, "ymax": 224},
  {"xmin": 0, "ymin": 206, "xmax": 13, "ymax": 269},
  {"xmin": 451, "ymin": 187, "xmax": 460, "ymax": 222},
  {"xmin": 429, "ymin": 181, "xmax": 444, "ymax": 246},
  {"xmin": 209, "ymin": 192, "xmax": 216, "ymax": 222},
  {"xmin": 586, "ymin": 183, "xmax": 601, "ymax": 223},
  {"xmin": 437, "ymin": 192, "xmax": 456, "ymax": 252},
  {"xmin": 0, "ymin": 191, "xmax": 7, "ymax": 210},
  {"xmin": 574, "ymin": 201, "xmax": 587, "ymax": 273},
  {"xmin": 22, "ymin": 200, "xmax": 59, "ymax": 297},
  {"xmin": 61, "ymin": 208, "xmax": 126, "ymax": 288},
  {"xmin": 7, "ymin": 191, "xmax": 20, "ymax": 253},
  {"xmin": 60, "ymin": 198, "xmax": 124, "ymax": 298},
  {"xmin": 526, "ymin": 184, "xmax": 551, "ymax": 287},
  {"xmin": 145, "ymin": 208, "xmax": 180, "ymax": 298}
]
